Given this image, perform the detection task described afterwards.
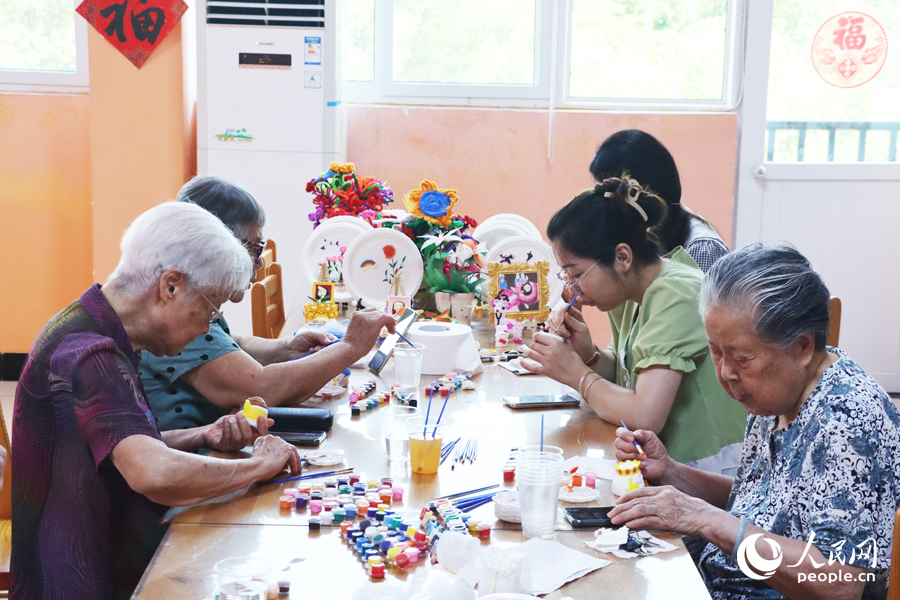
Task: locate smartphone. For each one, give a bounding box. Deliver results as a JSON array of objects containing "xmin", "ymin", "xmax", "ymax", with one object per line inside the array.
[
  {"xmin": 368, "ymin": 308, "xmax": 419, "ymax": 374},
  {"xmin": 270, "ymin": 430, "xmax": 326, "ymax": 447},
  {"xmin": 564, "ymin": 506, "xmax": 616, "ymax": 527},
  {"xmin": 503, "ymin": 394, "xmax": 580, "ymax": 410}
]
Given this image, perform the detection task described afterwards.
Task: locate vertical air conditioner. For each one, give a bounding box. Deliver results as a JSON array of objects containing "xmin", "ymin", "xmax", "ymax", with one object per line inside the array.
[{"xmin": 197, "ymin": 0, "xmax": 342, "ymax": 336}]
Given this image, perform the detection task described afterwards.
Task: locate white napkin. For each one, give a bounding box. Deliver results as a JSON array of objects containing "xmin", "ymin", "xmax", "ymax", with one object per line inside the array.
[
  {"xmin": 584, "ymin": 528, "xmax": 678, "ymax": 559},
  {"xmin": 561, "ymin": 456, "xmax": 617, "ymax": 480},
  {"xmin": 515, "ymin": 538, "xmax": 611, "ymax": 595}
]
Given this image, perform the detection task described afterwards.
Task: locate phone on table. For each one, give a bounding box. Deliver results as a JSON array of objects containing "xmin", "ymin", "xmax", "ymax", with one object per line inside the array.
[
  {"xmin": 502, "ymin": 394, "xmax": 580, "ymax": 410},
  {"xmin": 270, "ymin": 431, "xmax": 326, "ymax": 447},
  {"xmin": 368, "ymin": 308, "xmax": 419, "ymax": 374},
  {"xmin": 564, "ymin": 506, "xmax": 616, "ymax": 527}
]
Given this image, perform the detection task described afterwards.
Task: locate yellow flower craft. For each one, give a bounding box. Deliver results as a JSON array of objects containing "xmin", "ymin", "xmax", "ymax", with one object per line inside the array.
[
  {"xmin": 329, "ymin": 162, "xmax": 355, "ymax": 174},
  {"xmin": 405, "ymin": 180, "xmax": 458, "ymax": 227}
]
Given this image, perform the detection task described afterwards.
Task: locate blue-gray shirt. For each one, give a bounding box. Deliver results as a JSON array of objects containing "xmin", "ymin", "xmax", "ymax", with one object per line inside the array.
[{"xmin": 140, "ymin": 317, "xmax": 240, "ymax": 430}]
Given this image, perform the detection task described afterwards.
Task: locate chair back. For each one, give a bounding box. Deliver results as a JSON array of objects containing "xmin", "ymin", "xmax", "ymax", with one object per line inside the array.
[
  {"xmin": 827, "ymin": 296, "xmax": 842, "ymax": 348},
  {"xmin": 889, "ymin": 507, "xmax": 900, "ymax": 600},
  {"xmin": 255, "ymin": 239, "xmax": 277, "ymax": 282},
  {"xmin": 251, "ymin": 262, "xmax": 286, "ymax": 339}
]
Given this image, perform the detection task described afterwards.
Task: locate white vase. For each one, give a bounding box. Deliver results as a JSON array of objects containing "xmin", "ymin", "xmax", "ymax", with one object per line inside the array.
[{"xmin": 434, "ymin": 292, "xmax": 475, "ymax": 325}]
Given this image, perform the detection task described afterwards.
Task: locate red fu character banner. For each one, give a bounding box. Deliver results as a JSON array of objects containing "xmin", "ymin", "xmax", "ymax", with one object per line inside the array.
[
  {"xmin": 77, "ymin": 0, "xmax": 188, "ymax": 69},
  {"xmin": 811, "ymin": 12, "xmax": 887, "ymax": 89}
]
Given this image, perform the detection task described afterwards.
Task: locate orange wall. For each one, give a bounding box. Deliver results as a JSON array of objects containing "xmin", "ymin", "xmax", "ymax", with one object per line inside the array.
[
  {"xmin": 346, "ymin": 106, "xmax": 738, "ymax": 344},
  {"xmin": 0, "ymin": 93, "xmax": 93, "ymax": 352}
]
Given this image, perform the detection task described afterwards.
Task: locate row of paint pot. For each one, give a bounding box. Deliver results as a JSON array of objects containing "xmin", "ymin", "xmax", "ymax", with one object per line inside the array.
[
  {"xmin": 278, "ymin": 476, "xmax": 404, "ymax": 515},
  {"xmin": 427, "ymin": 501, "xmax": 491, "ymax": 539},
  {"xmin": 340, "ymin": 516, "xmax": 431, "ymax": 578},
  {"xmin": 424, "ymin": 371, "xmax": 471, "ymax": 396}
]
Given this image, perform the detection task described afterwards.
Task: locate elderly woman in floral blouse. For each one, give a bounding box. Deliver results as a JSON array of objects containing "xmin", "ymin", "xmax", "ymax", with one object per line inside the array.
[{"xmin": 610, "ymin": 243, "xmax": 900, "ymax": 600}]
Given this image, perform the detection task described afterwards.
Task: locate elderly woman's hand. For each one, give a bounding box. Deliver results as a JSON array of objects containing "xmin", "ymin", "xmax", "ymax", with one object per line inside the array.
[
  {"xmin": 252, "ymin": 434, "xmax": 302, "ymax": 479},
  {"xmin": 203, "ymin": 414, "xmax": 273, "ymax": 452},
  {"xmin": 520, "ymin": 332, "xmax": 585, "ymax": 385},
  {"xmin": 609, "ymin": 485, "xmax": 715, "ymax": 538},
  {"xmin": 287, "ymin": 329, "xmax": 337, "ymax": 356},
  {"xmin": 614, "ymin": 427, "xmax": 671, "ymax": 484}
]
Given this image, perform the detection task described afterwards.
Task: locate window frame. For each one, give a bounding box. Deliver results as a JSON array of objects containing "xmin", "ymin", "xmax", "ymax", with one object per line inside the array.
[
  {"xmin": 0, "ymin": 0, "xmax": 90, "ymax": 93},
  {"xmin": 343, "ymin": 0, "xmax": 745, "ymax": 111}
]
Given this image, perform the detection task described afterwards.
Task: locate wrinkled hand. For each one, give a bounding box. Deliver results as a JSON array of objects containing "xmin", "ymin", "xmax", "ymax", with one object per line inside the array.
[
  {"xmin": 342, "ymin": 308, "xmax": 397, "ymax": 359},
  {"xmin": 287, "ymin": 329, "xmax": 337, "ymax": 356},
  {"xmin": 252, "ymin": 434, "xmax": 302, "ymax": 480},
  {"xmin": 546, "ymin": 307, "xmax": 594, "ymax": 362},
  {"xmin": 614, "ymin": 427, "xmax": 671, "ymax": 484},
  {"xmin": 203, "ymin": 414, "xmax": 273, "ymax": 452},
  {"xmin": 609, "ymin": 485, "xmax": 712, "ymax": 538},
  {"xmin": 519, "ymin": 331, "xmax": 585, "ymax": 385}
]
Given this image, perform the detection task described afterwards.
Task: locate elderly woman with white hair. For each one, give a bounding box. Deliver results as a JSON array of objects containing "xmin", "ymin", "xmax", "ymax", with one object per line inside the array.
[
  {"xmin": 609, "ymin": 244, "xmax": 900, "ymax": 600},
  {"xmin": 12, "ymin": 202, "xmax": 302, "ymax": 600}
]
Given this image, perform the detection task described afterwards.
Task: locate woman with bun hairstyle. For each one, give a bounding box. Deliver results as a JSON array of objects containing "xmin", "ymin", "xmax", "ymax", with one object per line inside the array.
[
  {"xmin": 522, "ymin": 177, "xmax": 746, "ymax": 473},
  {"xmin": 590, "ymin": 129, "xmax": 728, "ymax": 273}
]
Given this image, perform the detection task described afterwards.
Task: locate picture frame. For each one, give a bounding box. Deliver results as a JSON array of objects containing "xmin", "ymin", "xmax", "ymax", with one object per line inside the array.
[
  {"xmin": 311, "ymin": 281, "xmax": 335, "ymax": 304},
  {"xmin": 487, "ymin": 260, "xmax": 550, "ymax": 323},
  {"xmin": 386, "ymin": 296, "xmax": 411, "ymax": 318}
]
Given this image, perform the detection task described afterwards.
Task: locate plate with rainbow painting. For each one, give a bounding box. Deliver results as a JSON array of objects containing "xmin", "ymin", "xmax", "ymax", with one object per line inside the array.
[
  {"xmin": 300, "ymin": 217, "xmax": 372, "ymax": 303},
  {"xmin": 342, "ymin": 228, "xmax": 424, "ymax": 309}
]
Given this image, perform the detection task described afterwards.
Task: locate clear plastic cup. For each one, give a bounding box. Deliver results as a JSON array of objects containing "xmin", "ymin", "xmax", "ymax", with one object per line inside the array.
[
  {"xmin": 394, "ymin": 342, "xmax": 425, "ymax": 389},
  {"xmin": 383, "ymin": 405, "xmax": 419, "ymax": 463},
  {"xmin": 516, "ymin": 453, "xmax": 563, "ymax": 539},
  {"xmin": 517, "ymin": 445, "xmax": 564, "ymax": 456},
  {"xmin": 407, "ymin": 415, "xmax": 446, "ymax": 475},
  {"xmin": 214, "ymin": 557, "xmax": 271, "ymax": 600}
]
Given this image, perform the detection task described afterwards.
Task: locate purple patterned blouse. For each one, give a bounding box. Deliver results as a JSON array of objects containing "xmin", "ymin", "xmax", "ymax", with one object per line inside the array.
[{"xmin": 12, "ymin": 284, "xmax": 168, "ymax": 600}]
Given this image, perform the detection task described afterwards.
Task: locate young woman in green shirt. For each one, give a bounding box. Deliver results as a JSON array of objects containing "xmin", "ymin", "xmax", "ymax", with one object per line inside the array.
[{"xmin": 521, "ymin": 177, "xmax": 746, "ymax": 474}]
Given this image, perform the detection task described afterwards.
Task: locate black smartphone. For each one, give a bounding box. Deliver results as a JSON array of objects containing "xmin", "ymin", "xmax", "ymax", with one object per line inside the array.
[
  {"xmin": 368, "ymin": 308, "xmax": 419, "ymax": 374},
  {"xmin": 564, "ymin": 506, "xmax": 616, "ymax": 527},
  {"xmin": 270, "ymin": 431, "xmax": 326, "ymax": 447},
  {"xmin": 503, "ymin": 394, "xmax": 580, "ymax": 410}
]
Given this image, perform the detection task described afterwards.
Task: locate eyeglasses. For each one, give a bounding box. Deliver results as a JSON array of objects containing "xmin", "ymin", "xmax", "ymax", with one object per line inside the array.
[
  {"xmin": 242, "ymin": 238, "xmax": 267, "ymax": 263},
  {"xmin": 556, "ymin": 259, "xmax": 601, "ymax": 292},
  {"xmin": 198, "ymin": 290, "xmax": 224, "ymax": 324}
]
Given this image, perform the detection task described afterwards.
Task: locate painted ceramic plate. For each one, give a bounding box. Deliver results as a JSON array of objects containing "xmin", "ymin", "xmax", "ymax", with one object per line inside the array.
[
  {"xmin": 342, "ymin": 227, "xmax": 424, "ymax": 309},
  {"xmin": 472, "ymin": 214, "xmax": 537, "ymax": 251},
  {"xmin": 300, "ymin": 217, "xmax": 371, "ymax": 302},
  {"xmin": 484, "ymin": 235, "xmax": 563, "ymax": 307}
]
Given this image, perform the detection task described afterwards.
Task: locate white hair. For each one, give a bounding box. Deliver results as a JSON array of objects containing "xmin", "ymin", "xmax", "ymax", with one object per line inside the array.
[{"xmin": 107, "ymin": 202, "xmax": 252, "ymax": 298}]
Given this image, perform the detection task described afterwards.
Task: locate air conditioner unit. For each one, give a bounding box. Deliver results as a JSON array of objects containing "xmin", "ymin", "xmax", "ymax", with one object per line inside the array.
[{"xmin": 197, "ymin": 0, "xmax": 342, "ymax": 336}]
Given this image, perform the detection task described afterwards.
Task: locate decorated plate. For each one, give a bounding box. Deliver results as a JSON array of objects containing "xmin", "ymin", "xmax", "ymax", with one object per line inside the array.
[
  {"xmin": 342, "ymin": 227, "xmax": 424, "ymax": 309},
  {"xmin": 300, "ymin": 217, "xmax": 371, "ymax": 302},
  {"xmin": 301, "ymin": 450, "xmax": 345, "ymax": 467},
  {"xmin": 484, "ymin": 236, "xmax": 563, "ymax": 308},
  {"xmin": 472, "ymin": 215, "xmax": 536, "ymax": 251},
  {"xmin": 559, "ymin": 486, "xmax": 600, "ymax": 503}
]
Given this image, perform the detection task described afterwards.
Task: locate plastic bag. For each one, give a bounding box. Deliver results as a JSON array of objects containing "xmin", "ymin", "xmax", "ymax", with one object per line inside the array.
[{"xmin": 476, "ymin": 545, "xmax": 532, "ymax": 596}]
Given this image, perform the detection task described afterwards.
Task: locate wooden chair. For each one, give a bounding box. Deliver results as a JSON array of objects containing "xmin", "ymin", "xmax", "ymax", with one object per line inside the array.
[
  {"xmin": 255, "ymin": 239, "xmax": 277, "ymax": 282},
  {"xmin": 890, "ymin": 507, "xmax": 900, "ymax": 600},
  {"xmin": 827, "ymin": 296, "xmax": 842, "ymax": 348},
  {"xmin": 251, "ymin": 262, "xmax": 286, "ymax": 339},
  {"xmin": 0, "ymin": 402, "xmax": 12, "ymax": 595}
]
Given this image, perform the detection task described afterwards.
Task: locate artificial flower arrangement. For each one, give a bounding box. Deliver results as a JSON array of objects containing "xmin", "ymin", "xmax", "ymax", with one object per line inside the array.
[
  {"xmin": 306, "ymin": 162, "xmax": 394, "ymax": 228},
  {"xmin": 402, "ymin": 180, "xmax": 486, "ymax": 296}
]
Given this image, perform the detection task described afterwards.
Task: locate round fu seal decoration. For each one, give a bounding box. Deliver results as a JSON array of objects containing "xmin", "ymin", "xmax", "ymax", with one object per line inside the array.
[{"xmin": 811, "ymin": 12, "xmax": 887, "ymax": 88}]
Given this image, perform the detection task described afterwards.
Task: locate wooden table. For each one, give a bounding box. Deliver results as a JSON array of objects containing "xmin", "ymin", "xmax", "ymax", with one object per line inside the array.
[{"xmin": 133, "ymin": 321, "xmax": 711, "ymax": 599}]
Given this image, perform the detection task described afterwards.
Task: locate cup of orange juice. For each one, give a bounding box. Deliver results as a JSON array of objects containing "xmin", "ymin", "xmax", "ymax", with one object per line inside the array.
[{"xmin": 407, "ymin": 416, "xmax": 447, "ymax": 475}]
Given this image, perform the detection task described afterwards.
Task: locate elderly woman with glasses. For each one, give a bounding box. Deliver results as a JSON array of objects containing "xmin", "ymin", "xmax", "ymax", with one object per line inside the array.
[
  {"xmin": 140, "ymin": 175, "xmax": 395, "ymax": 431},
  {"xmin": 13, "ymin": 203, "xmax": 302, "ymax": 599},
  {"xmin": 521, "ymin": 177, "xmax": 746, "ymax": 473},
  {"xmin": 610, "ymin": 243, "xmax": 900, "ymax": 600}
]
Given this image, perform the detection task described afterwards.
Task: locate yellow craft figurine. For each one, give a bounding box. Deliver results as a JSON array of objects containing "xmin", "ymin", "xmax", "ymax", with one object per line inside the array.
[
  {"xmin": 239, "ymin": 397, "xmax": 269, "ymax": 428},
  {"xmin": 611, "ymin": 460, "xmax": 645, "ymax": 496}
]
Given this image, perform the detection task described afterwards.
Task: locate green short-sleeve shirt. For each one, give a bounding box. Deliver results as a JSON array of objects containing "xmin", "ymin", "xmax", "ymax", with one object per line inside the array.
[
  {"xmin": 607, "ymin": 247, "xmax": 746, "ymax": 463},
  {"xmin": 140, "ymin": 317, "xmax": 240, "ymax": 431}
]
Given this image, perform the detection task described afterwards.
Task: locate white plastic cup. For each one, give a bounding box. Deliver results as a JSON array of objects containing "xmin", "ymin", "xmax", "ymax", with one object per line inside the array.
[
  {"xmin": 517, "ymin": 445, "xmax": 563, "ymax": 456},
  {"xmin": 394, "ymin": 342, "xmax": 425, "ymax": 389},
  {"xmin": 516, "ymin": 452, "xmax": 563, "ymax": 539},
  {"xmin": 382, "ymin": 405, "xmax": 419, "ymax": 463},
  {"xmin": 214, "ymin": 557, "xmax": 271, "ymax": 600}
]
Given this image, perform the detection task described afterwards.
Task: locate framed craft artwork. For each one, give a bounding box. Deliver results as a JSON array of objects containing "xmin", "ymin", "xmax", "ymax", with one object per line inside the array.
[
  {"xmin": 311, "ymin": 282, "xmax": 335, "ymax": 304},
  {"xmin": 487, "ymin": 261, "xmax": 551, "ymax": 323},
  {"xmin": 387, "ymin": 296, "xmax": 411, "ymax": 318}
]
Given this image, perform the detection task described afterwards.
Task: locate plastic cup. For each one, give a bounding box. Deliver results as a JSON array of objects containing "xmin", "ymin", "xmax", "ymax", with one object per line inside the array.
[
  {"xmin": 516, "ymin": 453, "xmax": 563, "ymax": 539},
  {"xmin": 383, "ymin": 405, "xmax": 419, "ymax": 463},
  {"xmin": 517, "ymin": 445, "xmax": 564, "ymax": 456},
  {"xmin": 407, "ymin": 415, "xmax": 446, "ymax": 475},
  {"xmin": 394, "ymin": 343, "xmax": 425, "ymax": 389},
  {"xmin": 214, "ymin": 557, "xmax": 271, "ymax": 600}
]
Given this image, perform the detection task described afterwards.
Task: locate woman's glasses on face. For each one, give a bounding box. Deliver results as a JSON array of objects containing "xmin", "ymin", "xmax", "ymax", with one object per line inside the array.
[
  {"xmin": 555, "ymin": 259, "xmax": 601, "ymax": 292},
  {"xmin": 242, "ymin": 238, "xmax": 267, "ymax": 263}
]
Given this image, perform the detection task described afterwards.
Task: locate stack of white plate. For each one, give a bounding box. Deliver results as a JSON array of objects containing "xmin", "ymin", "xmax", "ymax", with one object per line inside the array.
[
  {"xmin": 494, "ymin": 490, "xmax": 522, "ymax": 523},
  {"xmin": 473, "ymin": 214, "xmax": 542, "ymax": 251}
]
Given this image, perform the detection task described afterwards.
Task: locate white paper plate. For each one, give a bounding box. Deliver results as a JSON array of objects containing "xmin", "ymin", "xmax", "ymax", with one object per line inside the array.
[
  {"xmin": 300, "ymin": 218, "xmax": 372, "ymax": 302},
  {"xmin": 342, "ymin": 228, "xmax": 424, "ymax": 309},
  {"xmin": 494, "ymin": 490, "xmax": 523, "ymax": 523},
  {"xmin": 302, "ymin": 450, "xmax": 345, "ymax": 467},
  {"xmin": 484, "ymin": 236, "xmax": 563, "ymax": 308},
  {"xmin": 473, "ymin": 215, "xmax": 536, "ymax": 251},
  {"xmin": 492, "ymin": 213, "xmax": 543, "ymax": 240},
  {"xmin": 559, "ymin": 487, "xmax": 600, "ymax": 503}
]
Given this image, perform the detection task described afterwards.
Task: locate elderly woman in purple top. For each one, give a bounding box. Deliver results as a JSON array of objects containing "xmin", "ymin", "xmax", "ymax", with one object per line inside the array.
[{"xmin": 12, "ymin": 203, "xmax": 303, "ymax": 600}]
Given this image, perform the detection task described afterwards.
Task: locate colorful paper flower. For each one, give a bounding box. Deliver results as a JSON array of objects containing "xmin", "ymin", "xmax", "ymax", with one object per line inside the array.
[{"xmin": 405, "ymin": 180, "xmax": 458, "ymax": 227}]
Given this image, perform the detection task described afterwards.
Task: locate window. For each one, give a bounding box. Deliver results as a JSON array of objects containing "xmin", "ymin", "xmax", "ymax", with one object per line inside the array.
[
  {"xmin": 342, "ymin": 0, "xmax": 742, "ymax": 109},
  {"xmin": 0, "ymin": 0, "xmax": 89, "ymax": 92}
]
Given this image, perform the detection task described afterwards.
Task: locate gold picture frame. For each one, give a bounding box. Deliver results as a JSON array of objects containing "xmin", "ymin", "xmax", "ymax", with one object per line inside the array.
[{"xmin": 487, "ymin": 261, "xmax": 550, "ymax": 323}]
